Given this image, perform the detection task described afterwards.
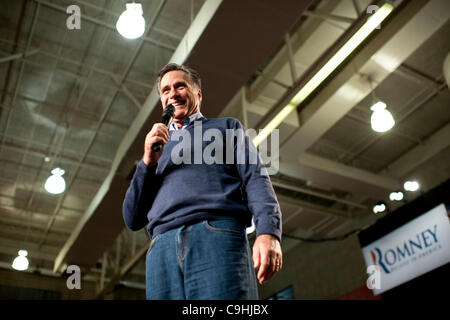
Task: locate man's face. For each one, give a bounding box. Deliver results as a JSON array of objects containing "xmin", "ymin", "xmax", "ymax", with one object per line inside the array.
[{"xmin": 159, "ymin": 70, "xmax": 202, "ymax": 121}]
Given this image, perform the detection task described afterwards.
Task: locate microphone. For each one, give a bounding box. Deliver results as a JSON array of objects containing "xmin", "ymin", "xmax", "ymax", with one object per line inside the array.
[{"xmin": 152, "ymin": 104, "xmax": 175, "ymax": 152}]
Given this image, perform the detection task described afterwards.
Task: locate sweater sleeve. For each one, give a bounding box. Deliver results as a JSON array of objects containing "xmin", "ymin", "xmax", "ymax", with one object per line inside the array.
[
  {"xmin": 122, "ymin": 160, "xmax": 158, "ymax": 231},
  {"xmin": 233, "ymin": 119, "xmax": 282, "ymax": 242}
]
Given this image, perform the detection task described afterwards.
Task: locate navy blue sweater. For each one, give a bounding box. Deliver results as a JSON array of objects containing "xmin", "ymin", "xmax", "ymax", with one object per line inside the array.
[{"xmin": 122, "ymin": 117, "xmax": 282, "ymax": 241}]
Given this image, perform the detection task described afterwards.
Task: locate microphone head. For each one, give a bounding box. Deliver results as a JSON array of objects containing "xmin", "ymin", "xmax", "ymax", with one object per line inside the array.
[
  {"xmin": 163, "ymin": 104, "xmax": 175, "ymax": 117},
  {"xmin": 161, "ymin": 104, "xmax": 175, "ymax": 126}
]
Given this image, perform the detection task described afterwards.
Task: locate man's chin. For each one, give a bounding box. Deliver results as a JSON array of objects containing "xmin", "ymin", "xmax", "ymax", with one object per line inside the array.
[{"xmin": 174, "ymin": 110, "xmax": 186, "ymax": 118}]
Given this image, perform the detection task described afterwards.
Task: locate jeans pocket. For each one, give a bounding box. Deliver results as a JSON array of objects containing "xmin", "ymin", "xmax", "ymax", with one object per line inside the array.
[
  {"xmin": 204, "ymin": 219, "xmax": 244, "ymax": 236},
  {"xmin": 146, "ymin": 234, "xmax": 161, "ymax": 256}
]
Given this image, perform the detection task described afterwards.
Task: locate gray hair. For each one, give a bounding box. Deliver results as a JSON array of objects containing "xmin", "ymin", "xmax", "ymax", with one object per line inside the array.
[{"xmin": 156, "ymin": 63, "xmax": 201, "ymax": 94}]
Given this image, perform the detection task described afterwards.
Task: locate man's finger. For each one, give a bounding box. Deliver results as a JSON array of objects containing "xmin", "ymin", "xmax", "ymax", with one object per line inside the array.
[
  {"xmin": 152, "ymin": 127, "xmax": 167, "ymax": 138},
  {"xmin": 264, "ymin": 258, "xmax": 275, "ymax": 283},
  {"xmin": 257, "ymin": 252, "xmax": 268, "ymax": 283},
  {"xmin": 272, "ymin": 255, "xmax": 278, "ymax": 272},
  {"xmin": 152, "ymin": 136, "xmax": 168, "ymax": 148},
  {"xmin": 253, "ymin": 247, "xmax": 260, "ymax": 269}
]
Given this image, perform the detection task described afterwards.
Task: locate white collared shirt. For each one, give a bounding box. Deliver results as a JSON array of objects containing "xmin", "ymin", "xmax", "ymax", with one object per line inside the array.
[{"xmin": 169, "ymin": 112, "xmax": 204, "ymax": 131}]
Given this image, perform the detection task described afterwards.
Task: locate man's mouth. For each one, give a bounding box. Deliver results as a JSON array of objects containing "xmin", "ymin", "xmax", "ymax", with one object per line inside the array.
[{"xmin": 172, "ymin": 102, "xmax": 185, "ymax": 108}]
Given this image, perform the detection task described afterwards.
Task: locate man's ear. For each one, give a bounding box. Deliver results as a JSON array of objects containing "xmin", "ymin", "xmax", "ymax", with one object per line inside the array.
[{"xmin": 197, "ymin": 89, "xmax": 202, "ymax": 102}]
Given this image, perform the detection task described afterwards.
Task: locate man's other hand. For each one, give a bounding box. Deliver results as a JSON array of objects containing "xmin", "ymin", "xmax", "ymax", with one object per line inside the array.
[{"xmin": 252, "ymin": 234, "xmax": 282, "ymax": 284}]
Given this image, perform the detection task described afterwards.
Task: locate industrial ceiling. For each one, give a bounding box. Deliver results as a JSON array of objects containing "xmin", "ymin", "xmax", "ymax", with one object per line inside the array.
[{"xmin": 0, "ymin": 0, "xmax": 448, "ymax": 297}]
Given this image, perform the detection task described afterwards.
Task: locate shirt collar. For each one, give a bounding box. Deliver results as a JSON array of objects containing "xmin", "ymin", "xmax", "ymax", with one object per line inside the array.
[{"xmin": 169, "ymin": 112, "xmax": 204, "ymax": 131}]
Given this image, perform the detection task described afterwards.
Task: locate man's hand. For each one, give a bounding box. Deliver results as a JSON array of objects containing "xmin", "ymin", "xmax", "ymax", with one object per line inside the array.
[
  {"xmin": 252, "ymin": 234, "xmax": 282, "ymax": 284},
  {"xmin": 143, "ymin": 123, "xmax": 169, "ymax": 166}
]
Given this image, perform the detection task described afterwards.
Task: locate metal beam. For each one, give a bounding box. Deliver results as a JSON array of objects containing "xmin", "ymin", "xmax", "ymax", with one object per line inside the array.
[
  {"xmin": 0, "ymin": 245, "xmax": 55, "ymax": 263},
  {"xmin": 0, "ymin": 92, "xmax": 130, "ymax": 133},
  {"xmin": 396, "ymin": 63, "xmax": 444, "ymax": 89},
  {"xmin": 241, "ymin": 87, "xmax": 248, "ymax": 128},
  {"xmin": 0, "ymin": 132, "xmax": 111, "ymax": 171},
  {"xmin": 276, "ymin": 194, "xmax": 355, "ymax": 254},
  {"xmin": 386, "ymin": 123, "xmax": 450, "ymax": 179},
  {"xmin": 237, "ymin": 98, "xmax": 300, "ymax": 128},
  {"xmin": 248, "ymin": 1, "xmax": 341, "ymax": 102},
  {"xmin": 0, "ymin": 37, "xmax": 152, "ymax": 91},
  {"xmin": 0, "ymin": 47, "xmax": 146, "ymax": 110},
  {"xmin": 109, "ymin": 75, "xmax": 142, "ymax": 110},
  {"xmin": 276, "ymin": 193, "xmax": 355, "ymax": 220},
  {"xmin": 298, "ymin": 153, "xmax": 401, "ymax": 191},
  {"xmin": 0, "ymin": 213, "xmax": 72, "ymax": 235},
  {"xmin": 0, "ymin": 157, "xmax": 105, "ymax": 185},
  {"xmin": 352, "ymin": 0, "xmax": 363, "ymax": 16},
  {"xmin": 0, "ymin": 261, "xmax": 145, "ymax": 291},
  {"xmin": 273, "ymin": 178, "xmax": 368, "ymax": 210},
  {"xmin": 100, "ymin": 252, "xmax": 106, "ymax": 291},
  {"xmin": 303, "ymin": 10, "xmax": 356, "ymax": 24},
  {"xmin": 0, "ymin": 224, "xmax": 67, "ymax": 246},
  {"xmin": 0, "ymin": 206, "xmax": 79, "ymax": 232},
  {"xmin": 0, "ymin": 237, "xmax": 58, "ymax": 261},
  {"xmin": 115, "ymin": 237, "xmax": 121, "ymax": 274},
  {"xmin": 0, "ymin": 48, "xmax": 39, "ymax": 64},
  {"xmin": 284, "ymin": 34, "xmax": 297, "ymax": 85},
  {"xmin": 95, "ymin": 240, "xmax": 149, "ymax": 299}
]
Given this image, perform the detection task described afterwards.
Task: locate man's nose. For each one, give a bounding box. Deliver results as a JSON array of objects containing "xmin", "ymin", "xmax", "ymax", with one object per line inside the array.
[{"xmin": 169, "ymin": 87, "xmax": 179, "ymax": 99}]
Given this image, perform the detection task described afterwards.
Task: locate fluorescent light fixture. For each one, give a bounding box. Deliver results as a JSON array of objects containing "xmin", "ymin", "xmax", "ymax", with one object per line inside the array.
[
  {"xmin": 370, "ymin": 101, "xmax": 395, "ymax": 132},
  {"xmin": 253, "ymin": 2, "xmax": 394, "ymax": 146},
  {"xmin": 116, "ymin": 3, "xmax": 146, "ymax": 39},
  {"xmin": 253, "ymin": 103, "xmax": 296, "ymax": 147},
  {"xmin": 404, "ymin": 180, "xmax": 419, "ymax": 192},
  {"xmin": 12, "ymin": 250, "xmax": 29, "ymax": 271}
]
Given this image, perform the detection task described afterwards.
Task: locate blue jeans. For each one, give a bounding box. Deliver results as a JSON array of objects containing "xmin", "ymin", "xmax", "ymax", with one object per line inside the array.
[{"xmin": 145, "ymin": 219, "xmax": 259, "ymax": 300}]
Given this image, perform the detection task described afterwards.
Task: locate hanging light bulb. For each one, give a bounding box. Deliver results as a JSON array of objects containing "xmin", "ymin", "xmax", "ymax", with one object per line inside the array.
[
  {"xmin": 404, "ymin": 180, "xmax": 420, "ymax": 192},
  {"xmin": 373, "ymin": 201, "xmax": 387, "ymax": 214},
  {"xmin": 44, "ymin": 168, "xmax": 66, "ymax": 194},
  {"xmin": 116, "ymin": 2, "xmax": 146, "ymax": 39},
  {"xmin": 389, "ymin": 191, "xmax": 404, "ymax": 201},
  {"xmin": 370, "ymin": 101, "xmax": 395, "ymax": 132},
  {"xmin": 12, "ymin": 250, "xmax": 29, "ymax": 271}
]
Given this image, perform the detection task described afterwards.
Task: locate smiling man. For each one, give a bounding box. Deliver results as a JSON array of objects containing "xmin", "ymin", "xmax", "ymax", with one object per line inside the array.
[
  {"xmin": 123, "ymin": 63, "xmax": 282, "ymax": 300},
  {"xmin": 159, "ymin": 67, "xmax": 201, "ymax": 129}
]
